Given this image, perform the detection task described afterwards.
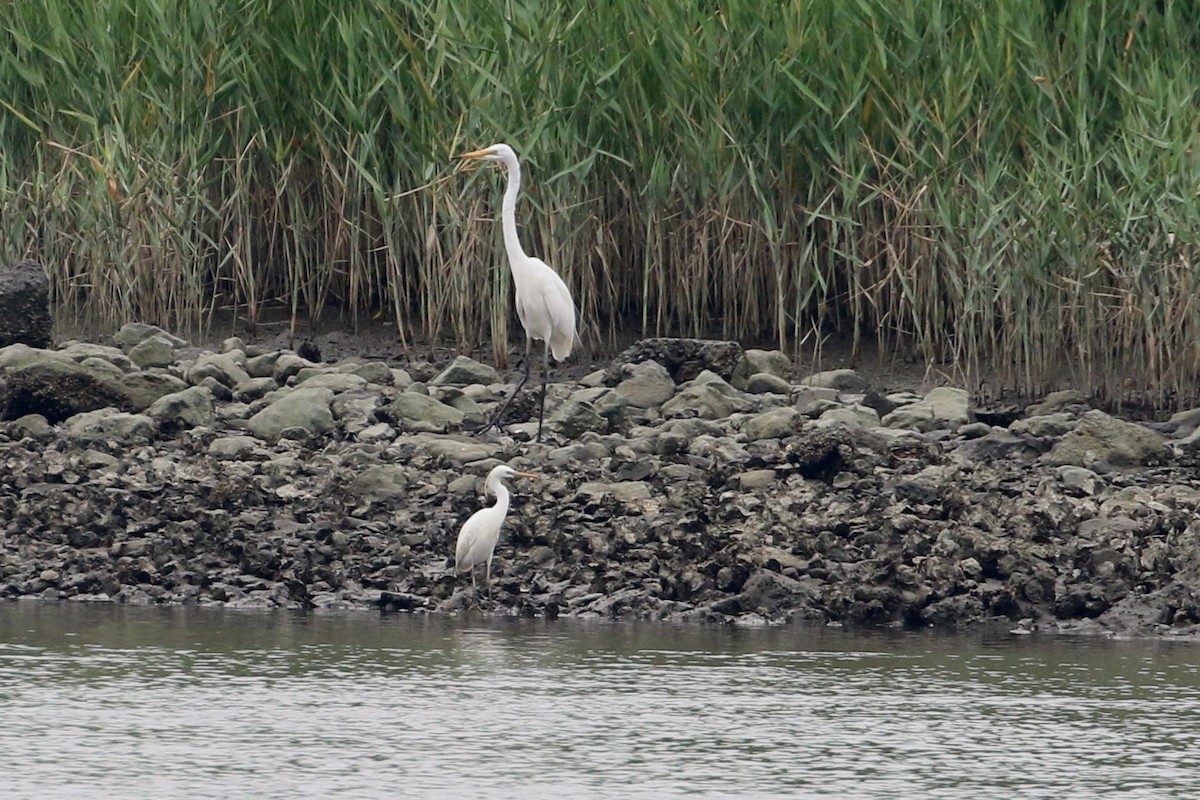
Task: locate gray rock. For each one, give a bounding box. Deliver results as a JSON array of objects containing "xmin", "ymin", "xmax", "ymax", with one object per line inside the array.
[
  {"xmin": 243, "ymin": 352, "xmax": 281, "ymax": 379},
  {"xmin": 208, "ymin": 435, "xmax": 260, "ymax": 459},
  {"xmin": 1057, "ymin": 465, "xmax": 1101, "ymax": 495},
  {"xmin": 818, "ymin": 403, "xmax": 880, "ymax": 429},
  {"xmin": 185, "ymin": 353, "xmax": 251, "ymax": 389},
  {"xmin": 349, "ymin": 464, "xmax": 409, "ymax": 503},
  {"xmin": 246, "ymin": 387, "xmax": 335, "ymax": 441},
  {"xmin": 1166, "ymin": 406, "xmax": 1200, "ymax": 438},
  {"xmin": 433, "ymin": 389, "xmax": 486, "ymax": 428},
  {"xmin": 120, "ymin": 372, "xmax": 190, "ymax": 410},
  {"xmin": 272, "ymin": 353, "xmax": 317, "ymax": 383},
  {"xmin": 0, "ymin": 357, "xmax": 183, "ymax": 422},
  {"xmin": 801, "ymin": 369, "xmax": 868, "ymax": 392},
  {"xmin": 952, "ymin": 430, "xmax": 1042, "ymax": 461},
  {"xmin": 127, "ymin": 334, "xmax": 177, "ymax": 368},
  {"xmin": 10, "ymin": 413, "xmax": 53, "ymax": 439},
  {"xmin": 356, "ymin": 422, "xmax": 396, "ymax": 443},
  {"xmin": 882, "ymin": 387, "xmax": 971, "ymax": 432},
  {"xmin": 735, "ymin": 569, "xmax": 819, "ymax": 617},
  {"xmin": 741, "ymin": 406, "xmax": 802, "ymax": 440},
  {"xmin": 734, "ymin": 349, "xmax": 791, "ymax": 383},
  {"xmin": 112, "ymin": 322, "xmax": 186, "ymax": 351},
  {"xmin": 198, "ymin": 376, "xmax": 233, "ymax": 402},
  {"xmin": 0, "ymin": 260, "xmax": 51, "ymax": 348},
  {"xmin": 793, "ymin": 385, "xmax": 840, "ymax": 407},
  {"xmin": 338, "ymin": 360, "xmax": 394, "ymax": 385},
  {"xmin": 662, "ymin": 371, "xmax": 740, "ymax": 420},
  {"xmin": 614, "ymin": 360, "xmax": 676, "ymax": 408},
  {"xmin": 392, "ymin": 391, "xmax": 465, "ymax": 432},
  {"xmin": 607, "ymin": 337, "xmax": 743, "ymax": 382},
  {"xmin": 0, "ymin": 343, "xmax": 66, "ymax": 371},
  {"xmin": 59, "ymin": 342, "xmax": 135, "ymax": 371},
  {"xmin": 549, "ymin": 396, "xmax": 608, "ymax": 438},
  {"xmin": 65, "ymin": 408, "xmax": 155, "ymax": 441},
  {"xmin": 147, "ymin": 386, "xmax": 215, "ymax": 432},
  {"xmin": 78, "ymin": 356, "xmax": 126, "ymax": 376},
  {"xmin": 295, "ymin": 372, "xmax": 368, "ymax": 393},
  {"xmin": 1046, "ymin": 410, "xmax": 1167, "ymax": 467},
  {"xmin": 234, "ymin": 377, "xmax": 278, "ymax": 402},
  {"xmin": 744, "ymin": 372, "xmax": 792, "ymax": 395},
  {"xmin": 1010, "ymin": 412, "xmax": 1075, "ymax": 438},
  {"xmin": 1026, "ymin": 389, "xmax": 1089, "ymax": 416},
  {"xmin": 735, "ymin": 469, "xmax": 777, "ymax": 489},
  {"xmin": 430, "ymin": 355, "xmax": 500, "ymax": 386},
  {"xmin": 413, "ymin": 436, "xmax": 502, "ymax": 467},
  {"xmin": 569, "ymin": 387, "xmax": 626, "ymax": 424}
]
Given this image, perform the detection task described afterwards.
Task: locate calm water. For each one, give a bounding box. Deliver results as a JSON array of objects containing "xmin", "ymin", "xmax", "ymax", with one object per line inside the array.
[{"xmin": 2, "ymin": 603, "xmax": 1198, "ymax": 799}]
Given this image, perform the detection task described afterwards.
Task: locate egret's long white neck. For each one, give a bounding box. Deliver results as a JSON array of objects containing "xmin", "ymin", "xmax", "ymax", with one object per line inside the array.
[
  {"xmin": 499, "ymin": 153, "xmax": 527, "ymax": 266},
  {"xmin": 488, "ymin": 475, "xmax": 512, "ymax": 517}
]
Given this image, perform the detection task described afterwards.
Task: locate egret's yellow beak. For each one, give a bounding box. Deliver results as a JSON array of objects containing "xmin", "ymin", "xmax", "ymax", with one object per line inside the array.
[
  {"xmin": 458, "ymin": 148, "xmax": 494, "ymax": 160},
  {"xmin": 512, "ymin": 472, "xmax": 541, "ymax": 480}
]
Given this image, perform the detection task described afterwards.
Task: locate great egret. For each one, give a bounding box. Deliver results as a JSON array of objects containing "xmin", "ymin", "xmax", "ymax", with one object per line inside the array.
[
  {"xmin": 454, "ymin": 463, "xmax": 540, "ymax": 598},
  {"xmin": 458, "ymin": 143, "xmax": 576, "ymax": 442}
]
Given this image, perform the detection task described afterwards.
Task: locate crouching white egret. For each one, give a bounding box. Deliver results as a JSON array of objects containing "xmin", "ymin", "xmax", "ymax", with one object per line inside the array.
[
  {"xmin": 458, "ymin": 143, "xmax": 576, "ymax": 442},
  {"xmin": 455, "ymin": 463, "xmax": 540, "ymax": 598}
]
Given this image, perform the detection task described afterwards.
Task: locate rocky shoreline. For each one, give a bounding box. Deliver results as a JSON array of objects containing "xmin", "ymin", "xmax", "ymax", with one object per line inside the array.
[{"xmin": 2, "ymin": 323, "xmax": 1200, "ymax": 640}]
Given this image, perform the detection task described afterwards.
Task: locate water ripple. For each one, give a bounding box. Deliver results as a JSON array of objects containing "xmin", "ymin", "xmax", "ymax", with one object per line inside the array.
[{"xmin": 2, "ymin": 605, "xmax": 1199, "ymax": 799}]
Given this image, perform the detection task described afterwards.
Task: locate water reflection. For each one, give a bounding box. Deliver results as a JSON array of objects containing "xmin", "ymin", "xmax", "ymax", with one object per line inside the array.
[{"xmin": 2, "ymin": 603, "xmax": 1198, "ymax": 799}]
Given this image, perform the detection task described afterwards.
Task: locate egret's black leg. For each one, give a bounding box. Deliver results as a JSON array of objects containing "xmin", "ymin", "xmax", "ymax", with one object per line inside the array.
[
  {"xmin": 536, "ymin": 341, "xmax": 550, "ymax": 442},
  {"xmin": 476, "ymin": 336, "xmax": 533, "ymax": 436}
]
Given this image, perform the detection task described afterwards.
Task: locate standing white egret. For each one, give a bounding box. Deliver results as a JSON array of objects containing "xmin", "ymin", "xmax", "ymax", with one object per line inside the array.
[
  {"xmin": 455, "ymin": 463, "xmax": 540, "ymax": 598},
  {"xmin": 458, "ymin": 143, "xmax": 576, "ymax": 442}
]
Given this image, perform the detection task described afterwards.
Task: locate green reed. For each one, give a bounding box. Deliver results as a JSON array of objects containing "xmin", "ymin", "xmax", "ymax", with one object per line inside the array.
[{"xmin": 1, "ymin": 0, "xmax": 1198, "ymax": 403}]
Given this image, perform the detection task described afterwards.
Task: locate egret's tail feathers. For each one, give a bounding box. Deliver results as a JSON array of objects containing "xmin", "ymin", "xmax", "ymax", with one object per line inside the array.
[{"xmin": 549, "ymin": 328, "xmax": 575, "ymax": 362}]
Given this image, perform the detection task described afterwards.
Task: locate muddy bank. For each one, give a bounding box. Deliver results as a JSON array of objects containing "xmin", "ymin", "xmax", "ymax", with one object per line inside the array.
[{"xmin": 2, "ymin": 324, "xmax": 1200, "ymax": 640}]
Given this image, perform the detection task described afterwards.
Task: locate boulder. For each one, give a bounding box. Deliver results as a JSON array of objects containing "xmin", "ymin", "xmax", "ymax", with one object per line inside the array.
[
  {"xmin": 147, "ymin": 386, "xmax": 215, "ymax": 432},
  {"xmin": 112, "ymin": 323, "xmax": 186, "ymax": 352},
  {"xmin": 430, "ymin": 355, "xmax": 500, "ymax": 386},
  {"xmin": 272, "ymin": 353, "xmax": 317, "ymax": 383},
  {"xmin": 59, "ymin": 342, "xmax": 135, "ymax": 371},
  {"xmin": 1026, "ymin": 389, "xmax": 1089, "ymax": 416},
  {"xmin": 127, "ymin": 334, "xmax": 177, "ymax": 369},
  {"xmin": 800, "ymin": 369, "xmax": 868, "ymax": 392},
  {"xmin": 392, "ymin": 391, "xmax": 466, "ymax": 432},
  {"xmin": 662, "ymin": 370, "xmax": 741, "ymax": 420},
  {"xmin": 548, "ymin": 396, "xmax": 608, "ymax": 438},
  {"xmin": 0, "ymin": 357, "xmax": 182, "ymax": 422},
  {"xmin": 10, "ymin": 413, "xmax": 53, "ymax": 439},
  {"xmin": 294, "ymin": 372, "xmax": 369, "ymax": 393},
  {"xmin": 208, "ymin": 435, "xmax": 260, "ymax": 459},
  {"xmin": 606, "ymin": 337, "xmax": 743, "ymax": 383},
  {"xmin": 349, "ymin": 464, "xmax": 409, "ymax": 503},
  {"xmin": 0, "ymin": 260, "xmax": 51, "ymax": 348},
  {"xmin": 413, "ymin": 436, "xmax": 503, "ymax": 467},
  {"xmin": 743, "ymin": 372, "xmax": 792, "ymax": 395},
  {"xmin": 741, "ymin": 407, "xmax": 802, "ymax": 440},
  {"xmin": 733, "ymin": 349, "xmax": 791, "ymax": 386},
  {"xmin": 818, "ymin": 403, "xmax": 880, "ymax": 429},
  {"xmin": 185, "ymin": 353, "xmax": 251, "ymax": 389},
  {"xmin": 65, "ymin": 408, "xmax": 155, "ymax": 442},
  {"xmin": 338, "ymin": 361, "xmax": 394, "ymax": 385},
  {"xmin": 565, "ymin": 387, "xmax": 626, "ymax": 424},
  {"xmin": 882, "ymin": 387, "xmax": 971, "ymax": 432},
  {"xmin": 613, "ymin": 359, "xmax": 676, "ymax": 408},
  {"xmin": 1045, "ymin": 410, "xmax": 1167, "ymax": 467},
  {"xmin": 246, "ymin": 387, "xmax": 335, "ymax": 440}
]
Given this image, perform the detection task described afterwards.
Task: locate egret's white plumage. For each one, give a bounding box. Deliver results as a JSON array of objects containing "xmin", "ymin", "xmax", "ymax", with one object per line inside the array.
[
  {"xmin": 458, "ymin": 143, "xmax": 576, "ymax": 441},
  {"xmin": 454, "ymin": 464, "xmax": 539, "ymax": 598}
]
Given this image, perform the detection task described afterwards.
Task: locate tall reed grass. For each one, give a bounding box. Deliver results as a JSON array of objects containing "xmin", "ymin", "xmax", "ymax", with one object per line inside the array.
[{"xmin": 1, "ymin": 0, "xmax": 1198, "ymax": 404}]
